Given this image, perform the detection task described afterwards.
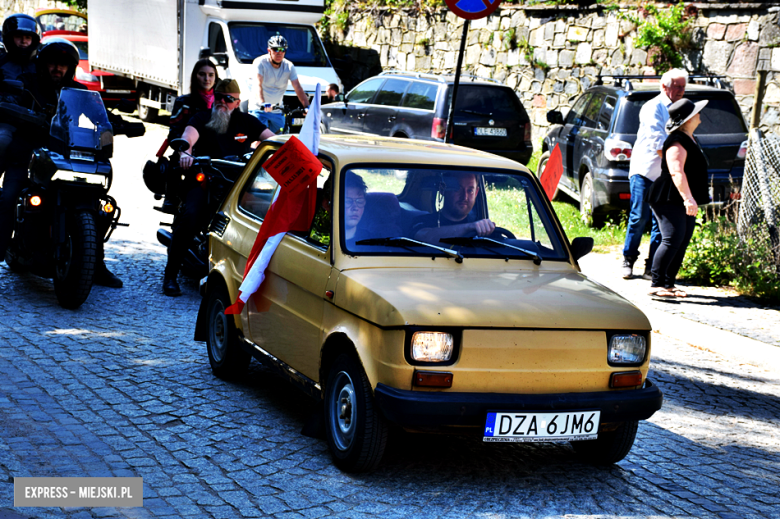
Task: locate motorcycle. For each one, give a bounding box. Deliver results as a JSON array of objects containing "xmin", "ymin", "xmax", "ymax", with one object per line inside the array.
[
  {"xmin": 0, "ymin": 82, "xmax": 145, "ymax": 309},
  {"xmin": 144, "ymin": 138, "xmax": 246, "ymax": 278}
]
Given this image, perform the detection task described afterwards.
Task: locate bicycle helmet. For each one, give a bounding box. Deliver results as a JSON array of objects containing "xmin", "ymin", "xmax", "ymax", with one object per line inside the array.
[
  {"xmin": 2, "ymin": 14, "xmax": 41, "ymax": 61},
  {"xmin": 36, "ymin": 37, "xmax": 80, "ymax": 84},
  {"xmin": 267, "ymin": 35, "xmax": 288, "ymax": 51}
]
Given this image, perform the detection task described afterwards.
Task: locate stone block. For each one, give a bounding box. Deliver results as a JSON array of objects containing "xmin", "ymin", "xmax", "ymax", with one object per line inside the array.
[
  {"xmin": 473, "ymin": 17, "xmax": 488, "ymax": 30},
  {"xmin": 534, "ymin": 47, "xmax": 547, "ymax": 64},
  {"xmin": 575, "ymin": 42, "xmax": 592, "ymax": 65},
  {"xmin": 630, "ymin": 48, "xmax": 647, "ymax": 66},
  {"xmin": 555, "ymin": 19, "xmax": 566, "ymax": 34},
  {"xmin": 546, "ymin": 50, "xmax": 559, "ymax": 68},
  {"xmin": 506, "ymin": 48, "xmax": 519, "ymax": 67},
  {"xmin": 593, "ymin": 29, "xmax": 605, "ymax": 49},
  {"xmin": 500, "ymin": 16, "xmax": 511, "ymax": 31},
  {"xmin": 733, "ymin": 79, "xmax": 756, "ymax": 96},
  {"xmin": 519, "ymin": 75, "xmax": 532, "ymax": 91},
  {"xmin": 702, "ymin": 41, "xmax": 733, "ymax": 74},
  {"xmin": 553, "ymin": 33, "xmax": 566, "ymax": 48},
  {"xmin": 480, "ymin": 48, "xmax": 497, "ymax": 67},
  {"xmin": 553, "ymin": 80, "xmax": 564, "ymax": 93},
  {"xmin": 380, "ymin": 45, "xmax": 389, "ymax": 67},
  {"xmin": 531, "ymin": 81, "xmax": 542, "ymax": 93},
  {"xmin": 400, "ymin": 43, "xmax": 414, "ymax": 54},
  {"xmin": 748, "ymin": 20, "xmax": 759, "ymax": 41},
  {"xmin": 523, "ymin": 91, "xmax": 533, "ymax": 101},
  {"xmin": 605, "ymin": 22, "xmax": 619, "ymax": 47},
  {"xmin": 487, "ymin": 15, "xmax": 500, "ymax": 32},
  {"xmin": 467, "ymin": 44, "xmax": 481, "ymax": 66},
  {"xmin": 583, "ymin": 66, "xmax": 599, "ymax": 77},
  {"xmin": 544, "ymin": 22, "xmax": 555, "ymax": 41},
  {"xmin": 529, "ymin": 17, "xmax": 541, "ymax": 30},
  {"xmin": 726, "ymin": 24, "xmax": 747, "ymax": 42},
  {"xmin": 568, "ymin": 26, "xmax": 589, "ymax": 42},
  {"xmin": 530, "ymin": 27, "xmax": 544, "ymax": 48},
  {"xmin": 592, "ymin": 49, "xmax": 608, "ymax": 65},
  {"xmin": 402, "ymin": 32, "xmax": 414, "ymax": 44},
  {"xmin": 759, "ymin": 22, "xmax": 780, "ymax": 45},
  {"xmin": 533, "ymin": 94, "xmax": 547, "ymax": 108},
  {"xmin": 619, "ymin": 20, "xmax": 635, "ymax": 37},
  {"xmin": 764, "ymin": 82, "xmax": 780, "ymax": 104},
  {"xmin": 416, "ymin": 55, "xmax": 431, "ymax": 71},
  {"xmin": 592, "ymin": 16, "xmax": 606, "ymax": 30},
  {"xmin": 497, "ymin": 51, "xmax": 508, "ymax": 66},
  {"xmin": 548, "ymin": 95, "xmax": 559, "ymax": 110},
  {"xmin": 581, "ymin": 76, "xmax": 592, "ymax": 90},
  {"xmin": 564, "ymin": 80, "xmax": 579, "ymax": 95},
  {"xmin": 559, "ymin": 50, "xmax": 575, "ymax": 68},
  {"xmin": 707, "ymin": 23, "xmax": 727, "ymax": 40},
  {"xmin": 728, "ymin": 43, "xmax": 759, "ymax": 77},
  {"xmin": 558, "ymin": 69, "xmax": 570, "ymax": 79},
  {"xmin": 406, "ymin": 54, "xmax": 416, "ymax": 71},
  {"xmin": 511, "ymin": 10, "xmax": 526, "ymax": 28},
  {"xmin": 534, "ymin": 67, "xmax": 546, "ymax": 82}
]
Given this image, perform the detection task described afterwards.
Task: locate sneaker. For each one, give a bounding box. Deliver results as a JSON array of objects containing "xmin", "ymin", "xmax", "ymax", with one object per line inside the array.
[
  {"xmin": 94, "ymin": 264, "xmax": 123, "ymax": 288},
  {"xmin": 641, "ymin": 259, "xmax": 653, "ymax": 280},
  {"xmin": 163, "ymin": 274, "xmax": 182, "ymax": 297},
  {"xmin": 621, "ymin": 257, "xmax": 635, "ymax": 279}
]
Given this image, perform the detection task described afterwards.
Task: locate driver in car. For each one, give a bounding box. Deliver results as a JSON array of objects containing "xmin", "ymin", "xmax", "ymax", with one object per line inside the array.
[{"xmin": 412, "ymin": 172, "xmax": 496, "ymax": 243}]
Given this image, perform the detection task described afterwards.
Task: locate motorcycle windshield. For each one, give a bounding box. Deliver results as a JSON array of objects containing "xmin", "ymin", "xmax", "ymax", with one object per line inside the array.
[{"xmin": 50, "ymin": 88, "xmax": 113, "ymax": 151}]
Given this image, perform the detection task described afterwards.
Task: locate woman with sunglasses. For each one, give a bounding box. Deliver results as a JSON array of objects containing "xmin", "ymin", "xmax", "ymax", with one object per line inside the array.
[
  {"xmin": 168, "ymin": 59, "xmax": 219, "ymax": 142},
  {"xmin": 250, "ymin": 35, "xmax": 310, "ymax": 133}
]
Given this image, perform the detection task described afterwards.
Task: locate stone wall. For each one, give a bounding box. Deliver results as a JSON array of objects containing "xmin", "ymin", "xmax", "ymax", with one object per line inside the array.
[
  {"xmin": 1, "ymin": 0, "xmax": 68, "ymax": 18},
  {"xmin": 323, "ymin": 3, "xmax": 780, "ymax": 143}
]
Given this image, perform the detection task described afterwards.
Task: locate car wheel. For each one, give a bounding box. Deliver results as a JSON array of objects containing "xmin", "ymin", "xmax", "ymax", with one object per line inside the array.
[
  {"xmin": 571, "ymin": 420, "xmax": 638, "ymax": 465},
  {"xmin": 324, "ymin": 353, "xmax": 388, "ymax": 472},
  {"xmin": 137, "ymin": 90, "xmax": 158, "ymax": 122},
  {"xmin": 206, "ymin": 285, "xmax": 250, "ymax": 379},
  {"xmin": 537, "ymin": 151, "xmax": 560, "ymax": 200},
  {"xmin": 579, "ymin": 172, "xmax": 605, "ymax": 228}
]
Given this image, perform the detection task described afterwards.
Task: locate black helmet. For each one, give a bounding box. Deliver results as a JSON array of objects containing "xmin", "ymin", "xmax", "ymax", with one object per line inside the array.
[
  {"xmin": 36, "ymin": 37, "xmax": 80, "ymax": 84},
  {"xmin": 2, "ymin": 14, "xmax": 41, "ymax": 61},
  {"xmin": 267, "ymin": 35, "xmax": 288, "ymax": 50}
]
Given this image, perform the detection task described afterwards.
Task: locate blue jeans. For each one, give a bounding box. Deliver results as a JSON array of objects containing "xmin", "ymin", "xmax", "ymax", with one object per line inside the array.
[
  {"xmin": 250, "ymin": 110, "xmax": 285, "ymax": 134},
  {"xmin": 622, "ymin": 174, "xmax": 661, "ymax": 264}
]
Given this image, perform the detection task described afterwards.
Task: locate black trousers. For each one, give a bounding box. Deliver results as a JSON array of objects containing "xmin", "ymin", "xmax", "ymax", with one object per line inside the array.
[
  {"xmin": 649, "ymin": 202, "xmax": 696, "ymax": 289},
  {"xmin": 0, "ymin": 163, "xmax": 28, "ymax": 259},
  {"xmin": 165, "ymin": 184, "xmax": 209, "ymax": 277}
]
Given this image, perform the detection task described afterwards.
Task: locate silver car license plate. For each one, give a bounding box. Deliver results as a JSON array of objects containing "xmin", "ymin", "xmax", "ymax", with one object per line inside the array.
[
  {"xmin": 483, "ymin": 410, "xmax": 600, "ymax": 442},
  {"xmin": 475, "ymin": 127, "xmax": 507, "ymax": 137}
]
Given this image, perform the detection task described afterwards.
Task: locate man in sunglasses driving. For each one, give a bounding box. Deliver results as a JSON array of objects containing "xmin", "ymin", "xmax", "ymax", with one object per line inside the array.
[
  {"xmin": 249, "ymin": 35, "xmax": 309, "ymax": 133},
  {"xmin": 164, "ymin": 79, "xmax": 275, "ymax": 296}
]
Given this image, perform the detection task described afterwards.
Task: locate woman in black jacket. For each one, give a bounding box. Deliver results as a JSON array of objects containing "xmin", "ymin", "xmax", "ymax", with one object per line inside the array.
[
  {"xmin": 168, "ymin": 59, "xmax": 219, "ymax": 141},
  {"xmin": 648, "ymin": 98, "xmax": 710, "ymax": 299}
]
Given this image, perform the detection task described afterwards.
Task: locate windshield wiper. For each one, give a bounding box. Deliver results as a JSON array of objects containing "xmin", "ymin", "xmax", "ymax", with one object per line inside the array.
[
  {"xmin": 355, "ymin": 237, "xmax": 464, "ymax": 263},
  {"xmin": 440, "ymin": 236, "xmax": 542, "ymax": 265},
  {"xmin": 457, "ymin": 109, "xmax": 492, "ymax": 117}
]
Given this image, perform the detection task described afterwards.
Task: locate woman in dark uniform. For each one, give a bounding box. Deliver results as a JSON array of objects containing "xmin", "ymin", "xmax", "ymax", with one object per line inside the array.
[
  {"xmin": 168, "ymin": 59, "xmax": 219, "ymax": 141},
  {"xmin": 648, "ymin": 98, "xmax": 710, "ymax": 299}
]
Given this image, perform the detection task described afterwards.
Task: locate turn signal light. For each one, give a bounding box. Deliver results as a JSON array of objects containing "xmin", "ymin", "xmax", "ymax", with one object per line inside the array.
[
  {"xmin": 619, "ymin": 193, "xmax": 631, "ymax": 200},
  {"xmin": 610, "ymin": 371, "xmax": 643, "ymax": 388},
  {"xmin": 195, "ymin": 173, "xmax": 206, "ymax": 183},
  {"xmin": 29, "ymin": 195, "xmax": 42, "ymax": 207},
  {"xmin": 413, "ymin": 370, "xmax": 453, "ymax": 388},
  {"xmin": 103, "ymin": 202, "xmax": 114, "ymax": 214}
]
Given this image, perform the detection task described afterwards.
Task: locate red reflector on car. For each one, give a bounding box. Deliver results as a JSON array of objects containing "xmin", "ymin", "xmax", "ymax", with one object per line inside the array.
[
  {"xmin": 619, "ymin": 193, "xmax": 631, "ymax": 200},
  {"xmin": 431, "ymin": 117, "xmax": 446, "ymax": 140},
  {"xmin": 610, "ymin": 371, "xmax": 643, "ymax": 388},
  {"xmin": 413, "ymin": 371, "xmax": 453, "ymax": 388}
]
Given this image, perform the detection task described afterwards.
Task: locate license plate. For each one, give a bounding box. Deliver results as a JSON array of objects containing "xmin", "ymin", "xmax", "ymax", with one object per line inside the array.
[
  {"xmin": 475, "ymin": 127, "xmax": 507, "ymax": 137},
  {"xmin": 292, "ymin": 118, "xmax": 306, "ymax": 126},
  {"xmin": 483, "ymin": 410, "xmax": 600, "ymax": 443}
]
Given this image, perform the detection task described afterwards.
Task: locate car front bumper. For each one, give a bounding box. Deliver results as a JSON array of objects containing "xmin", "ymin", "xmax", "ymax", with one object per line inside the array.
[{"xmin": 375, "ymin": 379, "xmax": 663, "ymax": 428}]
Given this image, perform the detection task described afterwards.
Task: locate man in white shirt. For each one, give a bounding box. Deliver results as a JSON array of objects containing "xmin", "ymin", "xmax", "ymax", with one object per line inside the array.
[
  {"xmin": 250, "ymin": 35, "xmax": 309, "ymax": 133},
  {"xmin": 622, "ymin": 68, "xmax": 687, "ymax": 279}
]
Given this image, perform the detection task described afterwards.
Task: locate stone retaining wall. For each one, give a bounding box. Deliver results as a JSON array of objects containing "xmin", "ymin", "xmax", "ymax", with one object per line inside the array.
[{"xmin": 323, "ymin": 3, "xmax": 780, "ymax": 144}]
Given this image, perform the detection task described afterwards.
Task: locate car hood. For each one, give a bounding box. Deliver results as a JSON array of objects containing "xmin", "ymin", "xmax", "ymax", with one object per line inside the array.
[{"xmin": 334, "ymin": 267, "xmax": 650, "ymax": 330}]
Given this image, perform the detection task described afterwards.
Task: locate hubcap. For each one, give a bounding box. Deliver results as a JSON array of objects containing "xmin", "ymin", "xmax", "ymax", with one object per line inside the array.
[
  {"xmin": 208, "ymin": 299, "xmax": 227, "ymax": 362},
  {"xmin": 329, "ymin": 371, "xmax": 356, "ymax": 451}
]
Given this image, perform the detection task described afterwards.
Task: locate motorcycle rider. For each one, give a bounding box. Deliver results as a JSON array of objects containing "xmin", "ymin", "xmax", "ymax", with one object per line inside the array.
[
  {"xmin": 162, "ymin": 78, "xmax": 275, "ymax": 296},
  {"xmin": 1, "ymin": 14, "xmax": 41, "ymax": 178},
  {"xmin": 0, "ymin": 38, "xmax": 123, "ymax": 288},
  {"xmin": 168, "ymin": 59, "xmax": 219, "ymax": 142}
]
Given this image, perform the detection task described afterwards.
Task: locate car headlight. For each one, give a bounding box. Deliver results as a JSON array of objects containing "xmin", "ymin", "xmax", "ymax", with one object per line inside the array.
[
  {"xmin": 76, "ymin": 67, "xmax": 98, "ymax": 83},
  {"xmin": 411, "ymin": 332, "xmax": 454, "ymax": 362},
  {"xmin": 608, "ymin": 334, "xmax": 647, "ymax": 365}
]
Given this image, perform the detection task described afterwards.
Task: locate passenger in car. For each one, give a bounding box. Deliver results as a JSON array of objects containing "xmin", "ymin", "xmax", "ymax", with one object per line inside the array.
[
  {"xmin": 411, "ymin": 172, "xmax": 496, "ymax": 243},
  {"xmin": 343, "ymin": 172, "xmax": 367, "ymax": 244}
]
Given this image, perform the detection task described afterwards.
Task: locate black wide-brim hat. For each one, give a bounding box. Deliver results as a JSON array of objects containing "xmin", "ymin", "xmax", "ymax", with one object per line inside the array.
[{"xmin": 666, "ymin": 98, "xmax": 708, "ymax": 133}]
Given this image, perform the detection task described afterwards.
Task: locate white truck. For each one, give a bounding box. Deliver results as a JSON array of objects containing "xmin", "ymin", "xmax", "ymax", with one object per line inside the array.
[{"xmin": 87, "ymin": 0, "xmax": 341, "ymax": 121}]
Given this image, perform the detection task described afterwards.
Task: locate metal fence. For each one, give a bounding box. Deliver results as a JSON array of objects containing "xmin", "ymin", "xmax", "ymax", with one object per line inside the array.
[{"xmin": 738, "ymin": 129, "xmax": 780, "ymax": 271}]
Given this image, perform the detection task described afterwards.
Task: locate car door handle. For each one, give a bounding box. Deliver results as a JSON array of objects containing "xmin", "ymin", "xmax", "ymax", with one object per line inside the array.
[
  {"xmin": 388, "ymin": 116, "xmax": 396, "ymax": 122},
  {"xmin": 357, "ymin": 113, "xmax": 366, "ymax": 119}
]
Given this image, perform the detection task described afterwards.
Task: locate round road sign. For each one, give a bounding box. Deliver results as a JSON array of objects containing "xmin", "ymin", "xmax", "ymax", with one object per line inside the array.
[{"xmin": 445, "ymin": 0, "xmax": 503, "ymax": 20}]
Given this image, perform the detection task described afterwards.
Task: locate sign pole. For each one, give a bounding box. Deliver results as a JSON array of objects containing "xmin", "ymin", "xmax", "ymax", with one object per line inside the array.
[{"xmin": 445, "ymin": 19, "xmax": 469, "ymax": 144}]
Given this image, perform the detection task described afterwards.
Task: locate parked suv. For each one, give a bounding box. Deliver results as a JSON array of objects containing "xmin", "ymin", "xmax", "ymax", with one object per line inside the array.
[
  {"xmin": 542, "ymin": 77, "xmax": 748, "ymax": 226},
  {"xmin": 322, "ymin": 71, "xmax": 534, "ymax": 164}
]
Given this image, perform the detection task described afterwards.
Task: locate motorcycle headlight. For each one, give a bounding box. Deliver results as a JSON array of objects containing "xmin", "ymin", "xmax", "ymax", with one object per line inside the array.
[
  {"xmin": 411, "ymin": 332, "xmax": 454, "ymax": 363},
  {"xmin": 608, "ymin": 334, "xmax": 647, "ymax": 365}
]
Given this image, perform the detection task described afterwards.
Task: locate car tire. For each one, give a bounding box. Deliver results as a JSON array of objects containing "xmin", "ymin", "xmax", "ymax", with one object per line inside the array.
[
  {"xmin": 579, "ymin": 172, "xmax": 605, "ymax": 228},
  {"xmin": 571, "ymin": 420, "xmax": 638, "ymax": 465},
  {"xmin": 137, "ymin": 90, "xmax": 158, "ymax": 123},
  {"xmin": 324, "ymin": 353, "xmax": 388, "ymax": 472},
  {"xmin": 537, "ymin": 151, "xmax": 561, "ymax": 200},
  {"xmin": 206, "ymin": 284, "xmax": 251, "ymax": 379}
]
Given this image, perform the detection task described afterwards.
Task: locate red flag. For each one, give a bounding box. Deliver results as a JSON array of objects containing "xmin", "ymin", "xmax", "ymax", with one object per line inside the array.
[{"xmin": 539, "ymin": 143, "xmax": 563, "ymax": 201}]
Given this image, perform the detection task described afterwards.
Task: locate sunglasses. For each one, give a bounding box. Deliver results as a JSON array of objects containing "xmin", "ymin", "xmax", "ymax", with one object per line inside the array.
[
  {"xmin": 215, "ymin": 93, "xmax": 239, "ymax": 103},
  {"xmin": 270, "ymin": 47, "xmax": 286, "ymax": 53}
]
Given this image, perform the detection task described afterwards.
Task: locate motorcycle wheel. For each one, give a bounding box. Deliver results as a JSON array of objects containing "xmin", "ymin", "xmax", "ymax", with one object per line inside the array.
[
  {"xmin": 4, "ymin": 247, "xmax": 27, "ymax": 273},
  {"xmin": 54, "ymin": 210, "xmax": 98, "ymax": 309}
]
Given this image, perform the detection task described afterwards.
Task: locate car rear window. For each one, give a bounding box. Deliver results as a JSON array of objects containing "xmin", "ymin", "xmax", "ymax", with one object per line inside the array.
[
  {"xmin": 402, "ymin": 81, "xmax": 438, "ymax": 110},
  {"xmin": 615, "ymin": 95, "xmax": 747, "ymax": 135},
  {"xmin": 450, "ymin": 86, "xmax": 524, "ymax": 116}
]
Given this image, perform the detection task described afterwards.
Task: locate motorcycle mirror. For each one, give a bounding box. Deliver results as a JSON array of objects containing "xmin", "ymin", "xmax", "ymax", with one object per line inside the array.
[
  {"xmin": 0, "ymin": 79, "xmax": 25, "ymax": 95},
  {"xmin": 115, "ymin": 99, "xmax": 136, "ymax": 114},
  {"xmin": 169, "ymin": 138, "xmax": 190, "ymax": 153}
]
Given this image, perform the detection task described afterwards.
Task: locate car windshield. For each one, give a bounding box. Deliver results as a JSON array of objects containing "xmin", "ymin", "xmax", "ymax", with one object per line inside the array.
[
  {"xmin": 228, "ymin": 22, "xmax": 330, "ymax": 66},
  {"xmin": 340, "ymin": 166, "xmax": 567, "ymax": 261},
  {"xmin": 38, "ymin": 13, "xmax": 86, "ymax": 33},
  {"xmin": 615, "ymin": 95, "xmax": 747, "ymax": 134}
]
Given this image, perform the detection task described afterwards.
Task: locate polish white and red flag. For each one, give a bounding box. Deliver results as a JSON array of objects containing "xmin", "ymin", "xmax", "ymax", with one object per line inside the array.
[{"xmin": 225, "ymin": 84, "xmax": 323, "ymax": 315}]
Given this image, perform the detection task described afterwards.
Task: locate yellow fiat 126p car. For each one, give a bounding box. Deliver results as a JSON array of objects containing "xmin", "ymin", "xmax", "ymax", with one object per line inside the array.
[{"xmin": 194, "ymin": 134, "xmax": 663, "ymax": 472}]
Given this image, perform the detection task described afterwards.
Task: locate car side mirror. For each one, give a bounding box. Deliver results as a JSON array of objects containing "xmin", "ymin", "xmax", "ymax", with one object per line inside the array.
[
  {"xmin": 212, "ymin": 53, "xmax": 229, "ymax": 67},
  {"xmin": 198, "ymin": 47, "xmax": 212, "ymax": 59},
  {"xmin": 170, "ymin": 138, "xmax": 190, "ymax": 153},
  {"xmin": 547, "ymin": 110, "xmax": 564, "ymax": 125},
  {"xmin": 570, "ymin": 237, "xmax": 594, "ymax": 261}
]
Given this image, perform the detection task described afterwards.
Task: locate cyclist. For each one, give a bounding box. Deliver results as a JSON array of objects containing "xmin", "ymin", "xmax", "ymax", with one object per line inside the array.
[{"xmin": 249, "ymin": 35, "xmax": 309, "ymax": 133}]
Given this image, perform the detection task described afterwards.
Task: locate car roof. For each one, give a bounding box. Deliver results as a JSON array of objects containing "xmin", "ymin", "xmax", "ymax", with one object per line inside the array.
[
  {"xmin": 586, "ymin": 82, "xmax": 734, "ymax": 96},
  {"xmin": 265, "ymin": 134, "xmax": 526, "ymax": 170},
  {"xmin": 377, "ymin": 71, "xmax": 506, "ymax": 88}
]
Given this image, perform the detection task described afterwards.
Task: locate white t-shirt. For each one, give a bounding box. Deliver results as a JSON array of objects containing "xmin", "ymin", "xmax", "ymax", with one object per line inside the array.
[{"xmin": 251, "ymin": 54, "xmax": 298, "ymax": 110}]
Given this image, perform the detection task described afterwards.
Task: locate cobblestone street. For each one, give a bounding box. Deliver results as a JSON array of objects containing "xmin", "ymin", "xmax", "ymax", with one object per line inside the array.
[{"xmin": 1, "ymin": 124, "xmax": 779, "ymax": 518}]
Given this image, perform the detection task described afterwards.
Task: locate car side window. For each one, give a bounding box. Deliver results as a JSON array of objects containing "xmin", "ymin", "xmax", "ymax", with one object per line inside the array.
[
  {"xmin": 564, "ymin": 94, "xmax": 591, "ymax": 126},
  {"xmin": 598, "ymin": 96, "xmax": 617, "ymax": 131},
  {"xmin": 238, "ymin": 152, "xmax": 279, "ymax": 220},
  {"xmin": 346, "ymin": 78, "xmax": 385, "ymax": 104},
  {"xmin": 580, "ymin": 94, "xmax": 604, "ymax": 129},
  {"xmin": 402, "ymin": 81, "xmax": 438, "ymax": 110},
  {"xmin": 373, "ymin": 79, "xmax": 410, "ymax": 107},
  {"xmin": 208, "ymin": 23, "xmax": 227, "ymax": 54}
]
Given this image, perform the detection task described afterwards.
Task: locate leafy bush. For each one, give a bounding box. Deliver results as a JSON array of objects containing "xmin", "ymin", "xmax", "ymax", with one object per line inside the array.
[
  {"xmin": 631, "ymin": 2, "xmax": 698, "ymax": 73},
  {"xmin": 680, "ymin": 211, "xmax": 780, "ymax": 303}
]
